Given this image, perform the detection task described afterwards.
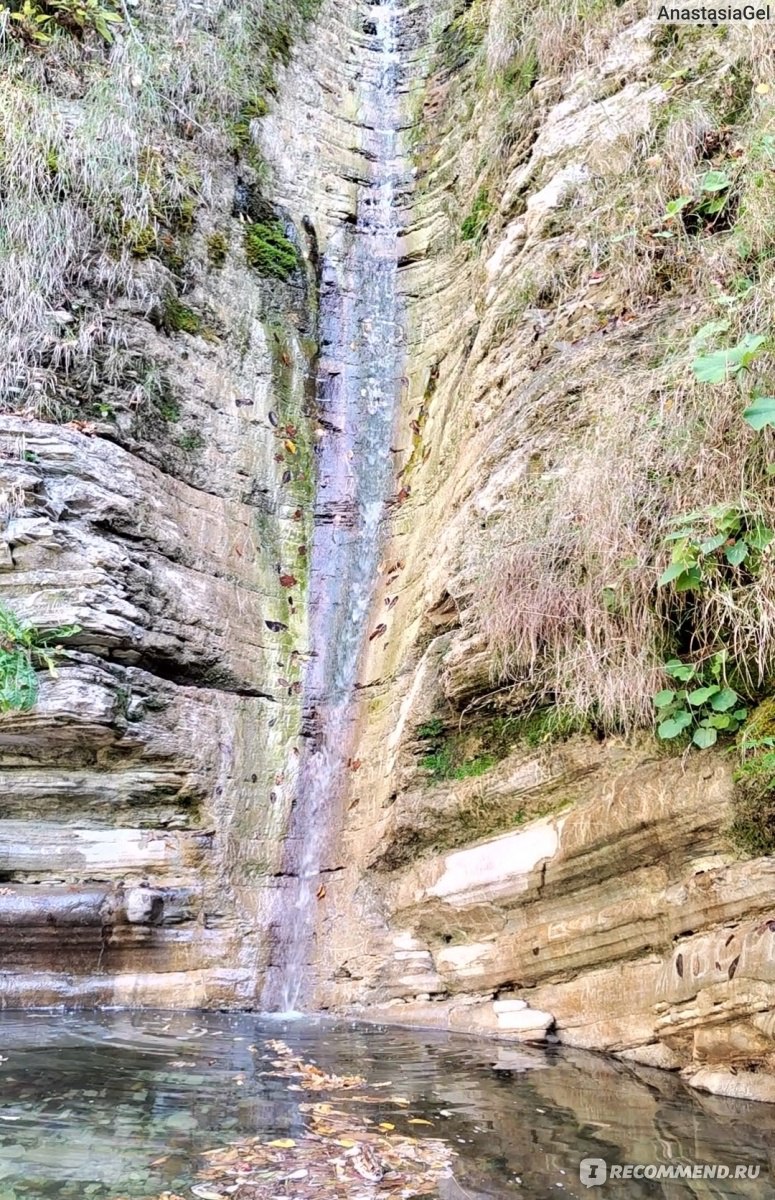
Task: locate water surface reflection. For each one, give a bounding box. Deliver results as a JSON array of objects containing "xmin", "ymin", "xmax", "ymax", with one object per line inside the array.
[{"xmin": 0, "ymin": 1012, "xmax": 772, "ymax": 1198}]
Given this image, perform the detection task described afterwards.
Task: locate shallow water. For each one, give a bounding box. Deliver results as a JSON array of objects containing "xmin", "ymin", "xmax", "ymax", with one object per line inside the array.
[{"xmin": 0, "ymin": 1011, "xmax": 772, "ymax": 1200}]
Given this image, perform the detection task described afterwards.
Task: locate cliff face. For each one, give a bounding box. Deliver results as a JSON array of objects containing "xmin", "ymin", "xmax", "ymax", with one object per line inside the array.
[
  {"xmin": 0, "ymin": 0, "xmax": 321, "ymax": 1004},
  {"xmin": 298, "ymin": 3, "xmax": 775, "ymax": 1103},
  {"xmin": 2, "ymin": 0, "xmax": 775, "ymax": 1101}
]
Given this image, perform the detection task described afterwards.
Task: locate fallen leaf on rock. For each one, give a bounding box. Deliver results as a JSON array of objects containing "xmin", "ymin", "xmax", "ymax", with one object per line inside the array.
[
  {"xmin": 369, "ymin": 624, "xmax": 387, "ymax": 641},
  {"xmin": 279, "ymin": 574, "xmax": 297, "ymax": 588},
  {"xmin": 317, "ymin": 884, "xmax": 326, "ymax": 900}
]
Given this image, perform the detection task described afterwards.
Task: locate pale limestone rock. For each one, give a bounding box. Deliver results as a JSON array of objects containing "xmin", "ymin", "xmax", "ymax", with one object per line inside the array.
[
  {"xmin": 685, "ymin": 1069, "xmax": 775, "ymax": 1105},
  {"xmin": 493, "ymin": 999, "xmax": 528, "ymax": 1014},
  {"xmin": 495, "ymin": 1007, "xmax": 554, "ymax": 1040},
  {"xmin": 427, "ymin": 818, "xmax": 563, "ymax": 906}
]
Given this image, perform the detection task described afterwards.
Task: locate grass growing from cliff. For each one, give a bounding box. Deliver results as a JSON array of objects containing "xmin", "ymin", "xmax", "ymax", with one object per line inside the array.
[
  {"xmin": 0, "ymin": 603, "xmax": 79, "ymax": 713},
  {"xmin": 0, "ymin": 0, "xmax": 317, "ymax": 415},
  {"xmin": 424, "ymin": 0, "xmax": 775, "ymax": 734}
]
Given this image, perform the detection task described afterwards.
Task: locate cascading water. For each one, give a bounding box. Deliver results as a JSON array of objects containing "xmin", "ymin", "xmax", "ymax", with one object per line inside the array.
[{"xmin": 261, "ymin": 0, "xmax": 408, "ymax": 1012}]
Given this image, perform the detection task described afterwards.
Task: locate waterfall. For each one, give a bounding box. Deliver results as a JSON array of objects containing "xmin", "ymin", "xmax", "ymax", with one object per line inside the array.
[{"xmin": 261, "ymin": 0, "xmax": 407, "ymax": 1012}]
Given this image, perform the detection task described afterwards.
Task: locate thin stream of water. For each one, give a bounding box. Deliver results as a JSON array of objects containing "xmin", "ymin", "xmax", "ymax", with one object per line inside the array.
[{"xmin": 262, "ymin": 0, "xmax": 407, "ymax": 1012}]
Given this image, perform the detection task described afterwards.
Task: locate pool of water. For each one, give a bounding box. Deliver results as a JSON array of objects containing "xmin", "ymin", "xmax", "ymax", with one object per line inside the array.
[{"xmin": 0, "ymin": 1011, "xmax": 772, "ymax": 1199}]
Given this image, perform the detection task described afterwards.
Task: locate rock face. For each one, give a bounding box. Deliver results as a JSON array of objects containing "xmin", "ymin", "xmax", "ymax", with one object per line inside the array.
[
  {"xmin": 283, "ymin": 2, "xmax": 775, "ymax": 1103},
  {"xmin": 3, "ymin": 0, "xmax": 775, "ymax": 1105}
]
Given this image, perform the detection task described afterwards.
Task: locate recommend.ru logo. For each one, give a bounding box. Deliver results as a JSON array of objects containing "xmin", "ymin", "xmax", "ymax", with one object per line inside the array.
[{"xmin": 579, "ymin": 1158, "xmax": 762, "ymax": 1186}]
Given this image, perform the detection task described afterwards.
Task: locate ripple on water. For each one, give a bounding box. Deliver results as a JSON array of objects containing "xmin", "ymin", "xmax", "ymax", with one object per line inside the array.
[{"xmin": 0, "ymin": 1012, "xmax": 773, "ymax": 1199}]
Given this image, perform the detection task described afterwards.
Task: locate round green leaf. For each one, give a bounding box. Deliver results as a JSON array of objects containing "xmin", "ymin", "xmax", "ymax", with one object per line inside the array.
[
  {"xmin": 693, "ymin": 726, "xmax": 718, "ymax": 749},
  {"xmin": 700, "ymin": 169, "xmax": 731, "ymax": 192},
  {"xmin": 744, "ymin": 396, "xmax": 775, "ymax": 431},
  {"xmin": 687, "ymin": 685, "xmax": 720, "ymax": 705},
  {"xmin": 710, "ymin": 687, "xmax": 738, "ymax": 712},
  {"xmin": 652, "ymin": 689, "xmax": 676, "ymax": 708},
  {"xmin": 725, "ymin": 539, "xmax": 749, "ymax": 566}
]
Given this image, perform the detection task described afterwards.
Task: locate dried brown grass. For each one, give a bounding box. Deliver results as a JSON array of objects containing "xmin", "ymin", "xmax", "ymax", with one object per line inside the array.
[{"xmin": 466, "ymin": 13, "xmax": 775, "ymax": 730}]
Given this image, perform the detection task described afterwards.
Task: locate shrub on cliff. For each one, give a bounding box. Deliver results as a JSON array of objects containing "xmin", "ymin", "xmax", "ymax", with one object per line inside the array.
[{"xmin": 0, "ymin": 603, "xmax": 79, "ymax": 713}]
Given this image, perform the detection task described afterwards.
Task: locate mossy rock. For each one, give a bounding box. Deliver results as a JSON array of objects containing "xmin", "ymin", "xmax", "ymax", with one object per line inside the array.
[
  {"xmin": 244, "ymin": 220, "xmax": 299, "ymax": 280},
  {"xmin": 161, "ymin": 295, "xmax": 202, "ymax": 335},
  {"xmin": 207, "ymin": 232, "xmax": 229, "ymax": 267},
  {"xmin": 740, "ymin": 696, "xmax": 775, "ymax": 743},
  {"xmin": 731, "ymin": 751, "xmax": 775, "ymax": 857}
]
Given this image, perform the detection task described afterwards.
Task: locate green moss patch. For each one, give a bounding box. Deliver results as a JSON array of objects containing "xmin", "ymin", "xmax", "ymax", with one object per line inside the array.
[{"xmin": 244, "ymin": 220, "xmax": 299, "ymax": 279}]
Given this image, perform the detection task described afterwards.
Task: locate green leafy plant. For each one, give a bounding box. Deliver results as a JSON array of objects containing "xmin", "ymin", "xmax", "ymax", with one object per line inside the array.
[
  {"xmin": 742, "ymin": 395, "xmax": 775, "ymax": 431},
  {"xmin": 2, "ymin": 0, "xmax": 121, "ymax": 42},
  {"xmin": 691, "ymin": 331, "xmax": 767, "ymax": 384},
  {"xmin": 653, "ymin": 653, "xmax": 747, "ymax": 748},
  {"xmin": 416, "ymin": 717, "xmax": 445, "ymax": 740},
  {"xmin": 0, "ymin": 604, "xmax": 80, "ymax": 714},
  {"xmin": 663, "ymin": 168, "xmax": 733, "ymax": 234},
  {"xmin": 658, "ymin": 504, "xmax": 773, "ymax": 591}
]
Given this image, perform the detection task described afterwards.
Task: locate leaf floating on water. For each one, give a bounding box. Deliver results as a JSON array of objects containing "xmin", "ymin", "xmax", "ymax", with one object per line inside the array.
[
  {"xmin": 408, "ymin": 1118, "xmax": 434, "ymax": 1126},
  {"xmin": 268, "ymin": 411, "xmax": 279, "ymax": 427},
  {"xmin": 279, "ymin": 573, "xmax": 298, "ymax": 588},
  {"xmin": 316, "ymin": 883, "xmax": 326, "ymax": 900},
  {"xmin": 265, "ymin": 620, "xmax": 288, "ymax": 633},
  {"xmin": 284, "ymin": 439, "xmax": 297, "ymax": 455}
]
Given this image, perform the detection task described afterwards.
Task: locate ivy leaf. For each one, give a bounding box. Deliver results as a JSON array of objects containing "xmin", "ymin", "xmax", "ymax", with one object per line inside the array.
[
  {"xmin": 743, "ymin": 396, "xmax": 775, "ymax": 431},
  {"xmin": 674, "ymin": 566, "xmax": 702, "ymax": 591},
  {"xmin": 710, "ymin": 687, "xmax": 739, "ymax": 712},
  {"xmin": 652, "ymin": 689, "xmax": 676, "ymax": 708},
  {"xmin": 687, "ymin": 685, "xmax": 720, "ymax": 705},
  {"xmin": 725, "ymin": 539, "xmax": 749, "ymax": 566},
  {"xmin": 693, "ymin": 726, "xmax": 718, "ymax": 749}
]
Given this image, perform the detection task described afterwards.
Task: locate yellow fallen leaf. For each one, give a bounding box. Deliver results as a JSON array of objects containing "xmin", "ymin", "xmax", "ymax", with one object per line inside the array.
[
  {"xmin": 267, "ymin": 1138, "xmax": 296, "ymax": 1148},
  {"xmin": 408, "ymin": 1118, "xmax": 434, "ymax": 1126},
  {"xmin": 337, "ymin": 1138, "xmax": 357, "ymax": 1148},
  {"xmin": 756, "ymin": 82, "xmax": 771, "ymax": 94},
  {"xmin": 379, "ymin": 1122, "xmax": 395, "ymax": 1130},
  {"xmin": 284, "ymin": 439, "xmax": 297, "ymax": 454}
]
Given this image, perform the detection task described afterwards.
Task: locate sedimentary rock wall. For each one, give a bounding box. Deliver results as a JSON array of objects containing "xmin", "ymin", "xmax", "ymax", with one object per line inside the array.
[
  {"xmin": 308, "ymin": 4, "xmax": 775, "ymax": 1102},
  {"xmin": 0, "ymin": 0, "xmax": 321, "ymax": 1004}
]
